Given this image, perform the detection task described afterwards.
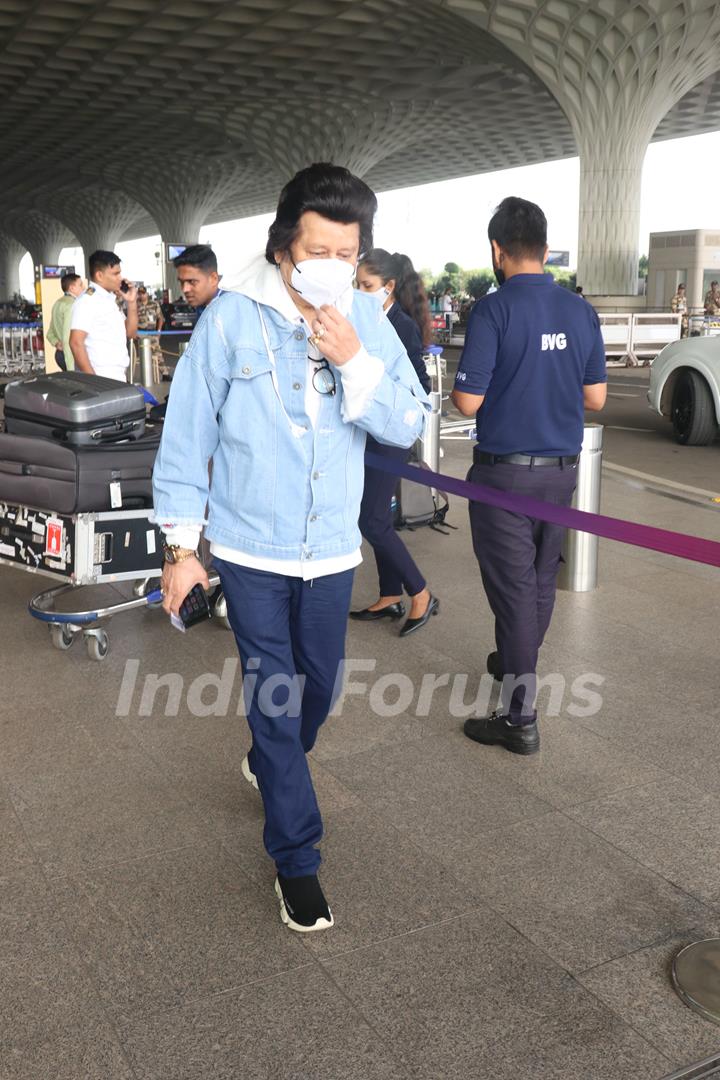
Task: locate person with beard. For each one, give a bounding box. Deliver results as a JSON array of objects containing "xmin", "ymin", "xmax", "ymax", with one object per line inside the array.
[{"xmin": 451, "ymin": 197, "xmax": 607, "ymax": 756}]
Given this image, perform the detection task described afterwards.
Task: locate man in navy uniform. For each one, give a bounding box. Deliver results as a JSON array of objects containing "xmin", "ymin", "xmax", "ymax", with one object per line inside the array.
[{"xmin": 451, "ymin": 197, "xmax": 607, "ymax": 755}]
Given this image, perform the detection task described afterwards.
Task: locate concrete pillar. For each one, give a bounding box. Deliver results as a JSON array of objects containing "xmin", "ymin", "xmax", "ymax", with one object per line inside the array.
[
  {"xmin": 0, "ymin": 231, "xmax": 27, "ymax": 299},
  {"xmin": 575, "ymin": 132, "xmax": 648, "ymax": 296},
  {"xmin": 4, "ymin": 210, "xmax": 76, "ymax": 269},
  {"xmin": 449, "ymin": 0, "xmax": 720, "ymax": 296},
  {"xmin": 105, "ymin": 154, "xmax": 249, "ymax": 245},
  {"xmin": 103, "ymin": 154, "xmax": 250, "ymax": 297},
  {"xmin": 37, "ymin": 185, "xmax": 148, "ymax": 277},
  {"xmin": 238, "ymin": 98, "xmax": 422, "ymax": 181}
]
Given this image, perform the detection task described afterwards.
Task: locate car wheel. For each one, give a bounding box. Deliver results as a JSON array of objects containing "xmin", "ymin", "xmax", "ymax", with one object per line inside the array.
[{"xmin": 671, "ymin": 370, "xmax": 719, "ymax": 445}]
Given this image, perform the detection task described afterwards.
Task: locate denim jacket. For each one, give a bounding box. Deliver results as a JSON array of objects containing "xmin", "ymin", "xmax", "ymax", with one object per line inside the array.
[{"xmin": 152, "ymin": 287, "xmax": 430, "ymax": 563}]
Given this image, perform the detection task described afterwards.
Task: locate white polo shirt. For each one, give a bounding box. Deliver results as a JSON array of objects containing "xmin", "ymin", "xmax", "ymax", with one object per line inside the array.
[{"xmin": 70, "ymin": 281, "xmax": 129, "ymax": 382}]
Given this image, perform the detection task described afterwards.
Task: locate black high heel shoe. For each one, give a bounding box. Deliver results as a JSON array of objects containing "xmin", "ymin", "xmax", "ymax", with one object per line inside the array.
[
  {"xmin": 349, "ymin": 601, "xmax": 406, "ymax": 622},
  {"xmin": 399, "ymin": 595, "xmax": 439, "ymax": 637}
]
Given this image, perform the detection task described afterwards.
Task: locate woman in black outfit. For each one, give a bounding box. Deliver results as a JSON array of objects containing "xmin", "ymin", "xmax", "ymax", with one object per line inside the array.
[{"xmin": 351, "ymin": 250, "xmax": 439, "ymax": 637}]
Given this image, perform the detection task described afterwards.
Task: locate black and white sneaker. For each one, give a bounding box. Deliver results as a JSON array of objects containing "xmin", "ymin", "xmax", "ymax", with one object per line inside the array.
[{"xmin": 274, "ymin": 874, "xmax": 334, "ymax": 933}]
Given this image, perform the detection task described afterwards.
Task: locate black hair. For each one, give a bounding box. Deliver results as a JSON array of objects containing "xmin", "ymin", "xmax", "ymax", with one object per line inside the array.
[
  {"xmin": 575, "ymin": 285, "xmax": 583, "ymax": 294},
  {"xmin": 173, "ymin": 244, "xmax": 217, "ymax": 274},
  {"xmin": 488, "ymin": 196, "xmax": 547, "ymax": 261},
  {"xmin": 61, "ymin": 272, "xmax": 81, "ymax": 293},
  {"xmin": 266, "ymin": 162, "xmax": 377, "ymax": 265},
  {"xmin": 359, "ymin": 248, "xmax": 432, "ymax": 346},
  {"xmin": 89, "ymin": 250, "xmax": 120, "ymax": 278}
]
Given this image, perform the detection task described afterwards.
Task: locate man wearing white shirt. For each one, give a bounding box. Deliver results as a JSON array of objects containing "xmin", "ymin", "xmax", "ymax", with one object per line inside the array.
[{"xmin": 69, "ymin": 250, "xmax": 138, "ymax": 382}]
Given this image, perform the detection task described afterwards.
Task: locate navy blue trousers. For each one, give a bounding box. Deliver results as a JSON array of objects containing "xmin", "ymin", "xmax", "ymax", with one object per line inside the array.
[
  {"xmin": 214, "ymin": 559, "xmax": 354, "ymax": 877},
  {"xmin": 468, "ymin": 461, "xmax": 577, "ymax": 724},
  {"xmin": 359, "ymin": 437, "xmax": 426, "ymax": 598}
]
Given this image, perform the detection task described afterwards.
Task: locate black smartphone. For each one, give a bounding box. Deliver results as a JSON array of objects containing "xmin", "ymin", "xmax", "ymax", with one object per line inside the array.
[
  {"xmin": 179, "ymin": 583, "xmax": 211, "ymax": 629},
  {"xmin": 120, "ymin": 280, "xmax": 130, "ymax": 294}
]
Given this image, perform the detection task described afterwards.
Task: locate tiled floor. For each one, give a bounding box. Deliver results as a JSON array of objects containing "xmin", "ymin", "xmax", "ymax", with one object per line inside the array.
[{"xmin": 1, "ymin": 441, "xmax": 719, "ymax": 1079}]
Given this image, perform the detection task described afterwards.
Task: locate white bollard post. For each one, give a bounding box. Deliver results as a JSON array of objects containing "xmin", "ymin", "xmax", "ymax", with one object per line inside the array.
[
  {"xmin": 558, "ymin": 423, "xmax": 603, "ymax": 592},
  {"xmin": 419, "ymin": 350, "xmax": 443, "ymax": 474},
  {"xmin": 139, "ymin": 337, "xmax": 154, "ymax": 388}
]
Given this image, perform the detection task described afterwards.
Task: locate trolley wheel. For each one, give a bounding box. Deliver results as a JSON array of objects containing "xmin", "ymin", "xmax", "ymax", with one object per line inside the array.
[
  {"xmin": 85, "ymin": 630, "xmax": 109, "ymax": 662},
  {"xmin": 50, "ymin": 624, "xmax": 75, "ymax": 651},
  {"xmin": 133, "ymin": 576, "xmax": 162, "ymax": 599},
  {"xmin": 212, "ymin": 592, "xmax": 232, "ymax": 631}
]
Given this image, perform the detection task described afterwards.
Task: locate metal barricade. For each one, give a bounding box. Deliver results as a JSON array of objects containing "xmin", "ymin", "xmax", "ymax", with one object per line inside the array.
[
  {"xmin": 598, "ymin": 313, "xmax": 632, "ymax": 366},
  {"xmin": 629, "ymin": 312, "xmax": 682, "ymax": 364},
  {"xmin": 558, "ymin": 424, "xmax": 603, "ymax": 592}
]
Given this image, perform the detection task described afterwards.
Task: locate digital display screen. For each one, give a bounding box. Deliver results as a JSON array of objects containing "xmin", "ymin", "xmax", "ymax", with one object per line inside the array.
[
  {"xmin": 546, "ymin": 250, "xmax": 570, "ymax": 267},
  {"xmin": 167, "ymin": 244, "xmax": 187, "ymax": 260},
  {"xmin": 43, "ymin": 265, "xmax": 72, "ymax": 278}
]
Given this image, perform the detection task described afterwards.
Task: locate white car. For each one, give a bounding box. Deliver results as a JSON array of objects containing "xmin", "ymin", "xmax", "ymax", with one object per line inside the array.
[{"xmin": 648, "ymin": 336, "xmax": 720, "ymax": 445}]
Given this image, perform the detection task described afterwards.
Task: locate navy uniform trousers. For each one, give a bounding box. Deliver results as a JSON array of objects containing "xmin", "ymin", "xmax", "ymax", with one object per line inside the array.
[
  {"xmin": 358, "ymin": 436, "xmax": 426, "ymax": 598},
  {"xmin": 214, "ymin": 558, "xmax": 354, "ymax": 877},
  {"xmin": 468, "ymin": 459, "xmax": 577, "ymax": 724}
]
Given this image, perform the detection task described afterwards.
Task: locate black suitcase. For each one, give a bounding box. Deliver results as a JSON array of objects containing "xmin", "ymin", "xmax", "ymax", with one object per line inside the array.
[
  {"xmin": 4, "ymin": 371, "xmax": 145, "ymax": 445},
  {"xmin": 0, "ymin": 429, "xmax": 161, "ymax": 514}
]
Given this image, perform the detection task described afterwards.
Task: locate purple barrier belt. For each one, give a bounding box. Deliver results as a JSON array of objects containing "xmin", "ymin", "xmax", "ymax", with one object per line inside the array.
[{"xmin": 365, "ymin": 451, "xmax": 720, "ymax": 569}]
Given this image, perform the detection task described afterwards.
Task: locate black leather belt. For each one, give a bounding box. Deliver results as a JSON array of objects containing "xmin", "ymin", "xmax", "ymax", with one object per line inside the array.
[{"xmin": 474, "ymin": 449, "xmax": 579, "ymax": 467}]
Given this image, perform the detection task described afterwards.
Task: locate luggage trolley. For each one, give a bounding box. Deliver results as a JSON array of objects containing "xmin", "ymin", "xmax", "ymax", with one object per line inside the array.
[{"xmin": 0, "ymin": 501, "xmax": 230, "ymax": 661}]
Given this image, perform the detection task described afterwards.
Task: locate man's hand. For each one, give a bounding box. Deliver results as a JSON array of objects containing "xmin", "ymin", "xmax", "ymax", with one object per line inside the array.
[
  {"xmin": 312, "ymin": 305, "xmax": 361, "ymax": 366},
  {"xmin": 161, "ymin": 556, "xmax": 210, "ymax": 617},
  {"xmin": 119, "ymin": 281, "xmax": 138, "ymax": 304}
]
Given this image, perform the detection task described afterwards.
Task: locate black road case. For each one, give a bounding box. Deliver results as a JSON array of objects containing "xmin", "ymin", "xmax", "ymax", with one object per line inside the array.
[{"xmin": 0, "ymin": 501, "xmax": 163, "ymax": 584}]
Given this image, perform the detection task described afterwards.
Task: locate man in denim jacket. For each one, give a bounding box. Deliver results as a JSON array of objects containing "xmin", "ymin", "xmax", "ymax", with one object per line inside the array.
[{"xmin": 153, "ymin": 164, "xmax": 429, "ymax": 933}]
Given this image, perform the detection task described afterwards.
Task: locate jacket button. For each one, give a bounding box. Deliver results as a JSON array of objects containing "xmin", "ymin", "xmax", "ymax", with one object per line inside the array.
[
  {"xmin": 294, "ymin": 330, "xmax": 304, "ymax": 341},
  {"xmin": 312, "ymin": 471, "xmax": 320, "ymax": 479},
  {"xmin": 242, "ymin": 365, "xmax": 251, "ymax": 374},
  {"xmin": 293, "ymin": 382, "xmax": 302, "ymax": 390},
  {"xmin": 310, "ymin": 514, "xmax": 317, "ymax": 522}
]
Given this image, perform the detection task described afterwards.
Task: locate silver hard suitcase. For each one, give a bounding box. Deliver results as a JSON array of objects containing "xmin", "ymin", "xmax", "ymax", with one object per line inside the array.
[{"xmin": 4, "ymin": 371, "xmax": 145, "ymax": 445}]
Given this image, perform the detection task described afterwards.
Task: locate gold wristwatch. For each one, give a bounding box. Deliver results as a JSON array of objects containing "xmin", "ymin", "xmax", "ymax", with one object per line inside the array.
[{"xmin": 162, "ymin": 544, "xmax": 198, "ymax": 565}]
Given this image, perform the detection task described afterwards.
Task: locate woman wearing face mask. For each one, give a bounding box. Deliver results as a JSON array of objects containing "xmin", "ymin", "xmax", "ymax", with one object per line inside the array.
[
  {"xmin": 352, "ymin": 249, "xmax": 438, "ymax": 636},
  {"xmin": 153, "ymin": 164, "xmax": 429, "ymax": 935}
]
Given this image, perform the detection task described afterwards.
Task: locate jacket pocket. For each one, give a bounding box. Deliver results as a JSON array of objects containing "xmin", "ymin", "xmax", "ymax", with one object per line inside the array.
[
  {"xmin": 220, "ymin": 348, "xmax": 278, "ymax": 543},
  {"xmin": 228, "ymin": 345, "xmax": 274, "ymax": 381}
]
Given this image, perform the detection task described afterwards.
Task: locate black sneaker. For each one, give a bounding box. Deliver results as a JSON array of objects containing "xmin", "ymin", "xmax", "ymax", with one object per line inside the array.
[
  {"xmin": 486, "ymin": 651, "xmax": 504, "ymax": 682},
  {"xmin": 464, "ymin": 711, "xmax": 540, "ymax": 755},
  {"xmin": 275, "ymin": 874, "xmax": 334, "ymax": 933}
]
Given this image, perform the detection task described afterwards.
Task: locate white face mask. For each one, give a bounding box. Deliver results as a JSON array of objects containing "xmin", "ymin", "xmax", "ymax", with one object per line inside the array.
[
  {"xmin": 364, "ymin": 285, "xmax": 391, "ymax": 317},
  {"xmin": 290, "ymin": 258, "xmax": 355, "ymax": 311}
]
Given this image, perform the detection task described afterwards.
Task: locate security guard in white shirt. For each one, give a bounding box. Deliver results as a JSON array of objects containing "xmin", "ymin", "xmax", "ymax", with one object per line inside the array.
[{"xmin": 69, "ymin": 249, "xmax": 138, "ymax": 382}]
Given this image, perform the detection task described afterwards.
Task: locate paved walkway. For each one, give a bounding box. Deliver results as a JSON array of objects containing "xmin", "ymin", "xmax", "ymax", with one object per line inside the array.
[{"xmin": 1, "ymin": 439, "xmax": 719, "ymax": 1079}]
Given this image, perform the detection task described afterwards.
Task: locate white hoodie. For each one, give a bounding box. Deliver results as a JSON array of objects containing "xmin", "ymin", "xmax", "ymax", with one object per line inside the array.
[{"xmin": 166, "ymin": 253, "xmax": 384, "ymax": 579}]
